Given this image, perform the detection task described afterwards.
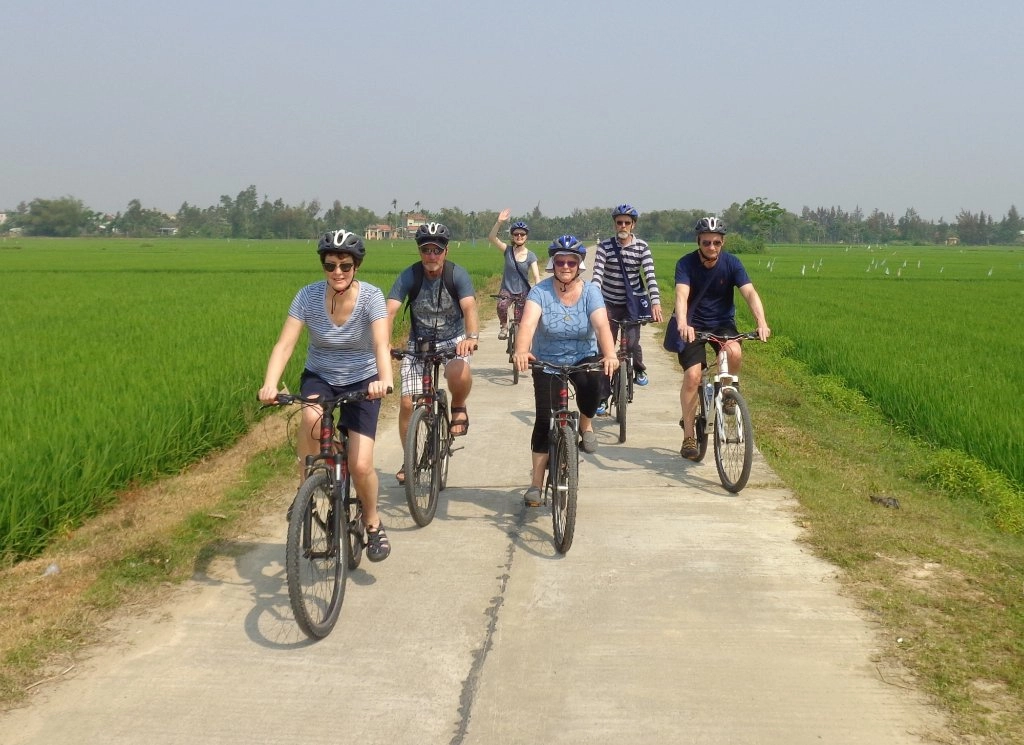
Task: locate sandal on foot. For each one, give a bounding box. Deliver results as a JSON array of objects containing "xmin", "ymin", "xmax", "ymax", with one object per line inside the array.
[
  {"xmin": 451, "ymin": 406, "xmax": 470, "ymax": 437},
  {"xmin": 396, "ymin": 467, "xmax": 405, "ymax": 485},
  {"xmin": 523, "ymin": 486, "xmax": 543, "ymax": 507},
  {"xmin": 366, "ymin": 522, "xmax": 391, "ymax": 562}
]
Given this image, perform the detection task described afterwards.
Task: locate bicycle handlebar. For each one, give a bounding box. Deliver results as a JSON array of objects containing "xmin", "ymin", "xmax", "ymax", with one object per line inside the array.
[
  {"xmin": 390, "ymin": 348, "xmax": 461, "ymax": 362},
  {"xmin": 693, "ymin": 330, "xmax": 762, "ymax": 344},
  {"xmin": 261, "ymin": 388, "xmax": 392, "ymax": 409},
  {"xmin": 527, "ymin": 360, "xmax": 605, "ymax": 375}
]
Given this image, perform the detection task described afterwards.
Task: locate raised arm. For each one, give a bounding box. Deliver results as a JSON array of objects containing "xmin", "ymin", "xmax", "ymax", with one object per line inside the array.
[{"xmin": 488, "ymin": 208, "xmax": 511, "ymax": 251}]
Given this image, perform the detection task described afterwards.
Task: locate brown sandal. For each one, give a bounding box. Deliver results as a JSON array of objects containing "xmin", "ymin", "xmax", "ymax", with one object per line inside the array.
[{"xmin": 450, "ymin": 406, "xmax": 469, "ymax": 437}]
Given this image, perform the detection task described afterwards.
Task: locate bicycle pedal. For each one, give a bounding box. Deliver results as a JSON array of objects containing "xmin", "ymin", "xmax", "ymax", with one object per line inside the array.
[{"xmin": 448, "ymin": 444, "xmax": 465, "ymax": 453}]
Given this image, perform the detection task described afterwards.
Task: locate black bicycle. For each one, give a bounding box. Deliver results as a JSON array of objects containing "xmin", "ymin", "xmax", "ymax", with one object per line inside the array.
[
  {"xmin": 607, "ymin": 318, "xmax": 649, "ymax": 443},
  {"xmin": 391, "ymin": 341, "xmax": 460, "ymax": 526},
  {"xmin": 528, "ymin": 360, "xmax": 604, "ymax": 553},
  {"xmin": 266, "ymin": 389, "xmax": 387, "ymax": 639},
  {"xmin": 691, "ymin": 331, "xmax": 761, "ymax": 493},
  {"xmin": 491, "ymin": 293, "xmax": 527, "ymax": 384}
]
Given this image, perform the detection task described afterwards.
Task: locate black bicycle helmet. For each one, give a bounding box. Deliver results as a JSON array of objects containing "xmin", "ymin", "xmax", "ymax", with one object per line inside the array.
[
  {"xmin": 612, "ymin": 204, "xmax": 640, "ymax": 220},
  {"xmin": 694, "ymin": 216, "xmax": 727, "ymax": 235},
  {"xmin": 414, "ymin": 222, "xmax": 451, "ymax": 247},
  {"xmin": 317, "ymin": 229, "xmax": 366, "ymax": 264}
]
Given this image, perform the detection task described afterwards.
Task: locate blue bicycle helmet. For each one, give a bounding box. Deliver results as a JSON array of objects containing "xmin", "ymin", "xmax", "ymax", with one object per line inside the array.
[
  {"xmin": 317, "ymin": 229, "xmax": 366, "ymax": 265},
  {"xmin": 546, "ymin": 234, "xmax": 587, "ymax": 271},
  {"xmin": 509, "ymin": 220, "xmax": 529, "ymax": 235},
  {"xmin": 612, "ymin": 204, "xmax": 639, "ymax": 220}
]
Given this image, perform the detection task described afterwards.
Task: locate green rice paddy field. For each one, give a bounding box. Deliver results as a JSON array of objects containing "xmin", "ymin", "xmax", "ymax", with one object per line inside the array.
[{"xmin": 2, "ymin": 237, "xmax": 1022, "ymax": 559}]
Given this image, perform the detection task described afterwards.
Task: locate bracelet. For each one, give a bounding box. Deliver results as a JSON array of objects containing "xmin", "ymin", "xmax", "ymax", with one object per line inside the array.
[{"xmin": 467, "ymin": 333, "xmax": 479, "ymax": 339}]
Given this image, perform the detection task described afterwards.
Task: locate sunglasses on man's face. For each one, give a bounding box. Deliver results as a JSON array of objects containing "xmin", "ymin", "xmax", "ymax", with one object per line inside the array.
[
  {"xmin": 419, "ymin": 245, "xmax": 446, "ymax": 255},
  {"xmin": 700, "ymin": 239, "xmax": 724, "ymax": 248},
  {"xmin": 322, "ymin": 261, "xmax": 356, "ymax": 273}
]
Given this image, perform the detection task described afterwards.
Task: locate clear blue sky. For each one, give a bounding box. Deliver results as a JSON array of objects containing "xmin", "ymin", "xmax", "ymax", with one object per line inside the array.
[{"xmin": 3, "ymin": 0, "xmax": 1021, "ymax": 223}]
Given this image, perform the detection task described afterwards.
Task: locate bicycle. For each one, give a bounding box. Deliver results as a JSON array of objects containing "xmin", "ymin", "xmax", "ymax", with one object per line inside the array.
[
  {"xmin": 266, "ymin": 389, "xmax": 387, "ymax": 639},
  {"xmin": 391, "ymin": 341, "xmax": 461, "ymax": 527},
  {"xmin": 491, "ymin": 293, "xmax": 527, "ymax": 384},
  {"xmin": 690, "ymin": 331, "xmax": 761, "ymax": 493},
  {"xmin": 528, "ymin": 359, "xmax": 604, "ymax": 553},
  {"xmin": 607, "ymin": 318, "xmax": 649, "ymax": 443}
]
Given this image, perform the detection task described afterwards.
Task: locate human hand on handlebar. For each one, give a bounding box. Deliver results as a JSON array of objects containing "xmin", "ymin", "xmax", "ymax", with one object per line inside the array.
[
  {"xmin": 602, "ymin": 356, "xmax": 620, "ymax": 377},
  {"xmin": 514, "ymin": 351, "xmax": 535, "ymax": 372}
]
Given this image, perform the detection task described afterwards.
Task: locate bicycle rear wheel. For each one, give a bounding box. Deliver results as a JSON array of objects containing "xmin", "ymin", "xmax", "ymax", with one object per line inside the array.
[
  {"xmin": 509, "ymin": 324, "xmax": 519, "ymax": 385},
  {"xmin": 613, "ymin": 365, "xmax": 629, "ymax": 443},
  {"xmin": 286, "ymin": 471, "xmax": 345, "ymax": 639},
  {"xmin": 550, "ymin": 425, "xmax": 579, "ymax": 553},
  {"xmin": 405, "ymin": 406, "xmax": 440, "ymax": 526},
  {"xmin": 714, "ymin": 388, "xmax": 753, "ymax": 493}
]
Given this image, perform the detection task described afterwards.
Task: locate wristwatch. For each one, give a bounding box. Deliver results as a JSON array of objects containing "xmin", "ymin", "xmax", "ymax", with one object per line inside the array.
[{"xmin": 467, "ymin": 333, "xmax": 480, "ymax": 340}]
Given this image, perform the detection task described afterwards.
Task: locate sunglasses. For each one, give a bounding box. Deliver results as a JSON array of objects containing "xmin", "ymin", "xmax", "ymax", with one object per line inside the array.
[
  {"xmin": 511, "ymin": 231, "xmax": 527, "ymax": 238},
  {"xmin": 615, "ymin": 219, "xmax": 633, "ymax": 227},
  {"xmin": 700, "ymin": 239, "xmax": 724, "ymax": 248},
  {"xmin": 554, "ymin": 259, "xmax": 579, "ymax": 268},
  {"xmin": 322, "ymin": 261, "xmax": 356, "ymax": 273},
  {"xmin": 418, "ymin": 245, "xmax": 446, "ymax": 255}
]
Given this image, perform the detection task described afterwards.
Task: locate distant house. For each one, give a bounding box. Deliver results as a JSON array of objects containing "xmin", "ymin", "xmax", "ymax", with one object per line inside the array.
[
  {"xmin": 405, "ymin": 213, "xmax": 427, "ymax": 232},
  {"xmin": 945, "ymin": 236, "xmax": 959, "ymax": 246},
  {"xmin": 364, "ymin": 224, "xmax": 394, "ymax": 240},
  {"xmin": 0, "ymin": 212, "xmax": 8, "ymax": 226}
]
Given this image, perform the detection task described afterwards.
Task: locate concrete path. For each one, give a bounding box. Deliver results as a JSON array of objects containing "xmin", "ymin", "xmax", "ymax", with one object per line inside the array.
[{"xmin": 1, "ymin": 314, "xmax": 945, "ymax": 744}]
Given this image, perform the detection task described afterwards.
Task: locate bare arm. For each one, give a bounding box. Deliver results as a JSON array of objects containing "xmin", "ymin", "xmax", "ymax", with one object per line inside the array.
[
  {"xmin": 369, "ymin": 316, "xmax": 394, "ymax": 398},
  {"xmin": 258, "ymin": 315, "xmax": 303, "ymax": 403},
  {"xmin": 529, "ymin": 259, "xmax": 541, "ymax": 285},
  {"xmin": 674, "ymin": 282, "xmax": 696, "ymax": 343},
  {"xmin": 456, "ymin": 295, "xmax": 480, "ymax": 357},
  {"xmin": 488, "ymin": 208, "xmax": 511, "ymax": 251},
  {"xmin": 738, "ymin": 283, "xmax": 771, "ymax": 341},
  {"xmin": 512, "ymin": 299, "xmax": 542, "ymax": 370}
]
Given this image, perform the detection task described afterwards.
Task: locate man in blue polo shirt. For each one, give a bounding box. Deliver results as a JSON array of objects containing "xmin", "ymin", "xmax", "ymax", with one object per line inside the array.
[{"xmin": 672, "ymin": 216, "xmax": 771, "ymax": 460}]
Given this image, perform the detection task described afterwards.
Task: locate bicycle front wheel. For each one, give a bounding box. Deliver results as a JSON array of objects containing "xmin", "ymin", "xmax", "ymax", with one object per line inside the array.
[
  {"xmin": 509, "ymin": 324, "xmax": 519, "ymax": 385},
  {"xmin": 614, "ymin": 366, "xmax": 629, "ymax": 443},
  {"xmin": 286, "ymin": 471, "xmax": 345, "ymax": 639},
  {"xmin": 550, "ymin": 425, "xmax": 579, "ymax": 554},
  {"xmin": 714, "ymin": 388, "xmax": 754, "ymax": 493},
  {"xmin": 438, "ymin": 409, "xmax": 451, "ymax": 492},
  {"xmin": 405, "ymin": 406, "xmax": 440, "ymax": 526}
]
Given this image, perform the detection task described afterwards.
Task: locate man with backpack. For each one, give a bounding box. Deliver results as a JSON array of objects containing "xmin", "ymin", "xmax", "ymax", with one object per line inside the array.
[{"xmin": 386, "ymin": 222, "xmax": 479, "ymax": 484}]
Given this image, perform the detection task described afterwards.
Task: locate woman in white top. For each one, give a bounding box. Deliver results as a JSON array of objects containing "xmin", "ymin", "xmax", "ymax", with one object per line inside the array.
[{"xmin": 258, "ymin": 230, "xmax": 394, "ymax": 561}]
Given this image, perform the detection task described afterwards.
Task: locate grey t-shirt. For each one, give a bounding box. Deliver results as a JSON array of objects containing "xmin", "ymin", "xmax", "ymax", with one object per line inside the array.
[{"xmin": 387, "ymin": 262, "xmax": 475, "ymax": 343}]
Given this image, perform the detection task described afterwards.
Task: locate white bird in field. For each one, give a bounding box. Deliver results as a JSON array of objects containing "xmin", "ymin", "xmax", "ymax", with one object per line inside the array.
[
  {"xmin": 988, "ymin": 267, "xmax": 993, "ymax": 276},
  {"xmin": 801, "ymin": 265, "xmax": 806, "ymax": 276},
  {"xmin": 940, "ymin": 267, "xmax": 944, "ymax": 273},
  {"xmin": 885, "ymin": 267, "xmax": 890, "ymax": 275}
]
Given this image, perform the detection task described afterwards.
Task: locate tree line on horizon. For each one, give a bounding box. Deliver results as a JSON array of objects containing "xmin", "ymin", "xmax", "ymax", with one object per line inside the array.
[{"xmin": 3, "ymin": 186, "xmax": 1021, "ymax": 247}]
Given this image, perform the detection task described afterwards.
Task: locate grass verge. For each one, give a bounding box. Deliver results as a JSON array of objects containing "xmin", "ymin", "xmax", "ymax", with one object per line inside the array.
[{"xmin": 742, "ymin": 335, "xmax": 1024, "ymax": 743}]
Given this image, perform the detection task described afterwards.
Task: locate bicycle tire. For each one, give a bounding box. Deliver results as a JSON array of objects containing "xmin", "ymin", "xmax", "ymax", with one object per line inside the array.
[
  {"xmin": 286, "ymin": 471, "xmax": 345, "ymax": 639},
  {"xmin": 345, "ymin": 488, "xmax": 364, "ymax": 571},
  {"xmin": 509, "ymin": 324, "xmax": 519, "ymax": 384},
  {"xmin": 714, "ymin": 388, "xmax": 754, "ymax": 493},
  {"xmin": 405, "ymin": 406, "xmax": 439, "ymax": 526},
  {"xmin": 438, "ymin": 406, "xmax": 451, "ymax": 492},
  {"xmin": 551, "ymin": 425, "xmax": 579, "ymax": 553},
  {"xmin": 614, "ymin": 364, "xmax": 629, "ymax": 443}
]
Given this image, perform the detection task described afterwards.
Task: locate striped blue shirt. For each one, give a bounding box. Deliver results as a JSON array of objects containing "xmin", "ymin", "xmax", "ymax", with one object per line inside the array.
[
  {"xmin": 591, "ymin": 236, "xmax": 661, "ymax": 306},
  {"xmin": 288, "ymin": 280, "xmax": 387, "ymax": 386}
]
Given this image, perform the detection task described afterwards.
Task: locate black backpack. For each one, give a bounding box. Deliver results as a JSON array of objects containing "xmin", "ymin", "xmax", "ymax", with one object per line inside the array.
[{"xmin": 404, "ymin": 261, "xmax": 463, "ymax": 336}]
